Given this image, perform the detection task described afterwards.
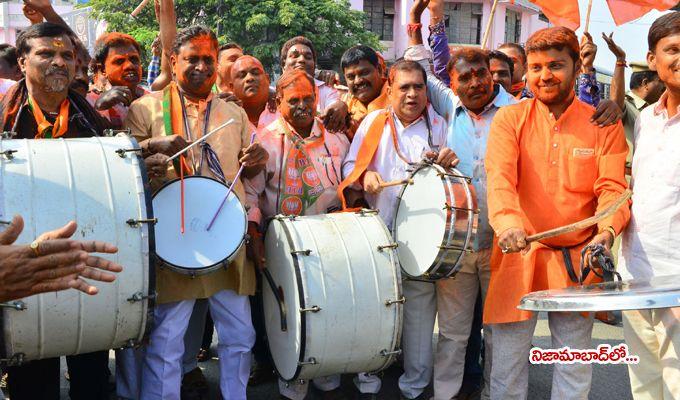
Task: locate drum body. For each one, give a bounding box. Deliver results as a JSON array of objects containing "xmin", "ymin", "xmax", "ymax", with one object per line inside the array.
[
  {"xmin": 519, "ymin": 275, "xmax": 680, "ymax": 312},
  {"xmin": 392, "ymin": 164, "xmax": 477, "ymax": 280},
  {"xmin": 0, "ymin": 137, "xmax": 154, "ymax": 363},
  {"xmin": 264, "ymin": 211, "xmax": 403, "ymax": 381},
  {"xmin": 152, "ymin": 176, "xmax": 246, "ymax": 276}
]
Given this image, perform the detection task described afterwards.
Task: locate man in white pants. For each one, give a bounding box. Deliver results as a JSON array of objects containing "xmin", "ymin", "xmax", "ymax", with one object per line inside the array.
[
  {"xmin": 125, "ymin": 25, "xmax": 267, "ymax": 400},
  {"xmin": 618, "ymin": 11, "xmax": 680, "ymax": 400},
  {"xmin": 341, "ymin": 60, "xmax": 454, "ymax": 400}
]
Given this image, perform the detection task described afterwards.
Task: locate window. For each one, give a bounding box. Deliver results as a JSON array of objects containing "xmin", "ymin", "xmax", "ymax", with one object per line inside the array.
[
  {"xmin": 505, "ymin": 9, "xmax": 522, "ymax": 44},
  {"xmin": 443, "ymin": 2, "xmax": 483, "ymax": 45},
  {"xmin": 363, "ymin": 0, "xmax": 394, "ymax": 41}
]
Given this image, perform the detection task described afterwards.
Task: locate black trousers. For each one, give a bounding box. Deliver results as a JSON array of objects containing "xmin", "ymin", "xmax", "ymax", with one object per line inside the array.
[
  {"xmin": 249, "ymin": 271, "xmax": 271, "ymax": 366},
  {"xmin": 6, "ymin": 350, "xmax": 109, "ymax": 400}
]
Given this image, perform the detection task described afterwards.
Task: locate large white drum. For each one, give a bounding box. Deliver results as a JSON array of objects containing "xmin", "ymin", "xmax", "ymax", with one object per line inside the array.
[
  {"xmin": 0, "ymin": 136, "xmax": 154, "ymax": 364},
  {"xmin": 263, "ymin": 210, "xmax": 403, "ymax": 381},
  {"xmin": 393, "ymin": 163, "xmax": 477, "ymax": 281}
]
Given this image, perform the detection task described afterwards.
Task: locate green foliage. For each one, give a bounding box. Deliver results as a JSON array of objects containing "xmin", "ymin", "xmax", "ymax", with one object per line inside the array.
[{"xmin": 85, "ymin": 0, "xmax": 382, "ymax": 74}]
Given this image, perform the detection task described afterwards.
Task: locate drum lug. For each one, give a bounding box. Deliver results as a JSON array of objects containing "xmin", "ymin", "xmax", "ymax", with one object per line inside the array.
[
  {"xmin": 379, "ymin": 349, "xmax": 402, "ymax": 357},
  {"xmin": 438, "ymin": 245, "xmax": 474, "ymax": 253},
  {"xmin": 275, "ymin": 215, "xmax": 298, "ymax": 221},
  {"xmin": 298, "ymin": 357, "xmax": 318, "ymax": 366},
  {"xmin": 1, "ymin": 149, "xmax": 17, "ymax": 160},
  {"xmin": 443, "ymin": 204, "xmax": 480, "ymax": 214},
  {"xmin": 385, "ymin": 297, "xmax": 406, "ymax": 306},
  {"xmin": 124, "ymin": 339, "xmax": 142, "ymax": 349},
  {"xmin": 437, "ymin": 172, "xmax": 472, "ymax": 183},
  {"xmin": 127, "ymin": 292, "xmax": 156, "ymax": 303},
  {"xmin": 357, "ymin": 209, "xmax": 379, "ymax": 217},
  {"xmin": 300, "ymin": 305, "xmax": 321, "ymax": 313},
  {"xmin": 0, "ymin": 131, "xmax": 16, "ymax": 139},
  {"xmin": 0, "ymin": 300, "xmax": 26, "ymax": 310},
  {"xmin": 291, "ymin": 249, "xmax": 312, "ymax": 256},
  {"xmin": 115, "ymin": 148, "xmax": 143, "ymax": 158},
  {"xmin": 126, "ymin": 218, "xmax": 158, "ymax": 227},
  {"xmin": 377, "ymin": 243, "xmax": 398, "ymax": 252},
  {"xmin": 0, "ymin": 352, "xmax": 25, "ymax": 366}
]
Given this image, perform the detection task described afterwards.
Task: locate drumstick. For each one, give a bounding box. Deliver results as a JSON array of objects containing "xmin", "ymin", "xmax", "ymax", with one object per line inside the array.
[
  {"xmin": 526, "ymin": 189, "xmax": 632, "ymax": 243},
  {"xmin": 130, "ymin": 0, "xmax": 150, "ymax": 18},
  {"xmin": 379, "ymin": 179, "xmax": 413, "ymax": 188},
  {"xmin": 166, "ymin": 119, "xmax": 235, "ymax": 164},
  {"xmin": 206, "ymin": 132, "xmax": 257, "ymax": 231}
]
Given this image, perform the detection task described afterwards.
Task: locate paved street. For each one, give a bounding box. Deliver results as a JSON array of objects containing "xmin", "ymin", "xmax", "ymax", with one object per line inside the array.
[{"xmin": 52, "ymin": 313, "xmax": 633, "ymax": 399}]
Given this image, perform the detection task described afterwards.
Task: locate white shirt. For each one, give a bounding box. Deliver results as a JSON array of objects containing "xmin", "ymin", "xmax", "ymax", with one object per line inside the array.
[
  {"xmin": 619, "ymin": 92, "xmax": 680, "ymax": 279},
  {"xmin": 341, "ymin": 105, "xmax": 447, "ymax": 228},
  {"xmin": 315, "ymin": 78, "xmax": 340, "ymax": 112},
  {"xmin": 0, "ymin": 78, "xmax": 15, "ymax": 95}
]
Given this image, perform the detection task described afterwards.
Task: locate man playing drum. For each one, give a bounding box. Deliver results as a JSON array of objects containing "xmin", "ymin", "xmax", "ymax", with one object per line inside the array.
[
  {"xmin": 244, "ymin": 68, "xmax": 349, "ymax": 400},
  {"xmin": 617, "ymin": 12, "xmax": 680, "ymax": 400},
  {"xmin": 484, "ymin": 27, "xmax": 630, "ymax": 399},
  {"xmin": 402, "ymin": 1, "xmax": 516, "ymax": 398},
  {"xmin": 124, "ymin": 25, "xmax": 267, "ymax": 400},
  {"xmin": 340, "ymin": 60, "xmax": 454, "ymax": 400},
  {"xmin": 0, "ymin": 21, "xmax": 120, "ymax": 400}
]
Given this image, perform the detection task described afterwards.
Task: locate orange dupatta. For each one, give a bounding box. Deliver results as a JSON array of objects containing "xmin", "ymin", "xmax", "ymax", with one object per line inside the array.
[{"xmin": 28, "ymin": 94, "xmax": 69, "ymax": 138}]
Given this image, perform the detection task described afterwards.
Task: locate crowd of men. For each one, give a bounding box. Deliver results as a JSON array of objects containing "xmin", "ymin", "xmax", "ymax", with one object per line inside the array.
[{"xmin": 0, "ymin": 0, "xmax": 678, "ymax": 399}]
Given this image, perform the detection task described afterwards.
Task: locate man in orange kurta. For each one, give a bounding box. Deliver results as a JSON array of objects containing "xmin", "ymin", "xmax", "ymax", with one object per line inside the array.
[{"xmin": 484, "ymin": 27, "xmax": 630, "ymax": 400}]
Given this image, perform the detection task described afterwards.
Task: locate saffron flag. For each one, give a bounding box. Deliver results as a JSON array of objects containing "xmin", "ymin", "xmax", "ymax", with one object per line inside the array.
[
  {"xmin": 529, "ymin": 0, "xmax": 581, "ymax": 30},
  {"xmin": 606, "ymin": 0, "xmax": 677, "ymax": 26}
]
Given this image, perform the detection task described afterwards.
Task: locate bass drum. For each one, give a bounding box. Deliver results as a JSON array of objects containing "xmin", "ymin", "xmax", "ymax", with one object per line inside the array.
[
  {"xmin": 0, "ymin": 136, "xmax": 154, "ymax": 364},
  {"xmin": 263, "ymin": 210, "xmax": 402, "ymax": 381}
]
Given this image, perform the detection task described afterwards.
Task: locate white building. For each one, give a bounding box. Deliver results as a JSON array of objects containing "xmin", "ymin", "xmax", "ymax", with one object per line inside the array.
[{"xmin": 350, "ymin": 0, "xmax": 551, "ymax": 60}]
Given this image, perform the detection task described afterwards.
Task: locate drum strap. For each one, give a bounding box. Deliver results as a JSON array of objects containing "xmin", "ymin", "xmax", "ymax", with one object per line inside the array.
[
  {"xmin": 579, "ymin": 244, "xmax": 621, "ymax": 285},
  {"xmin": 560, "ymin": 247, "xmax": 580, "ymax": 284}
]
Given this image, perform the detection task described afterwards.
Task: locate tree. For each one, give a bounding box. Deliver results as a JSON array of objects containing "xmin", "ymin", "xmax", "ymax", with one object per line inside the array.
[{"xmin": 86, "ymin": 0, "xmax": 382, "ymax": 74}]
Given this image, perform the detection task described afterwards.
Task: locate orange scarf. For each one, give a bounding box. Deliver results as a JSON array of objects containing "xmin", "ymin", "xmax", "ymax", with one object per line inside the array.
[
  {"xmin": 163, "ymin": 82, "xmax": 194, "ymax": 175},
  {"xmin": 28, "ymin": 94, "xmax": 69, "ymax": 138}
]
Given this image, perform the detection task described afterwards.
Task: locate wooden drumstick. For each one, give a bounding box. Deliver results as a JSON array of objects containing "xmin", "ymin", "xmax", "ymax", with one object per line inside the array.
[
  {"xmin": 379, "ymin": 179, "xmax": 413, "ymax": 188},
  {"xmin": 131, "ymin": 0, "xmax": 150, "ymax": 18},
  {"xmin": 526, "ymin": 189, "xmax": 632, "ymax": 243}
]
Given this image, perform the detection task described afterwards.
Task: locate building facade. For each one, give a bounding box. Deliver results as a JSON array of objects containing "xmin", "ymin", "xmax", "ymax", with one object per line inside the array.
[{"xmin": 351, "ymin": 0, "xmax": 550, "ymax": 60}]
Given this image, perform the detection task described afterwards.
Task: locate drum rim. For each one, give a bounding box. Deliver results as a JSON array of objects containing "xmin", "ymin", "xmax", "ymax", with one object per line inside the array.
[
  {"xmin": 151, "ymin": 175, "xmax": 247, "ymax": 276},
  {"xmin": 267, "ymin": 215, "xmax": 308, "ymax": 381},
  {"xmin": 392, "ymin": 163, "xmax": 474, "ymax": 281},
  {"xmin": 132, "ymin": 136, "xmax": 157, "ymax": 345}
]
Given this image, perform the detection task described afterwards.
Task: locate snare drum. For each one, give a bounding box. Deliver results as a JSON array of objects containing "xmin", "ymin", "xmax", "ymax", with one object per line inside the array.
[
  {"xmin": 0, "ymin": 137, "xmax": 154, "ymax": 364},
  {"xmin": 152, "ymin": 176, "xmax": 247, "ymax": 276},
  {"xmin": 263, "ymin": 210, "xmax": 402, "ymax": 381},
  {"xmin": 392, "ymin": 163, "xmax": 477, "ymax": 281}
]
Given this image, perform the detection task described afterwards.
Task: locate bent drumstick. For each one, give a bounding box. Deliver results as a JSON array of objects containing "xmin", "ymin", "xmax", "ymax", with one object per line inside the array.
[
  {"xmin": 206, "ymin": 131, "xmax": 257, "ymax": 231},
  {"xmin": 379, "ymin": 179, "xmax": 413, "ymax": 188},
  {"xmin": 166, "ymin": 118, "xmax": 235, "ymax": 164},
  {"xmin": 526, "ymin": 189, "xmax": 632, "ymax": 243}
]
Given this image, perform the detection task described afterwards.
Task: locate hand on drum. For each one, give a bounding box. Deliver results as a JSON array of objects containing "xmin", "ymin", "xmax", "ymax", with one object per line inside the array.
[
  {"xmin": 586, "ymin": 230, "xmax": 615, "ymax": 255},
  {"xmin": 424, "ymin": 147, "xmax": 460, "ymax": 168},
  {"xmin": 144, "ymin": 153, "xmax": 170, "ymax": 179},
  {"xmin": 498, "ymin": 227, "xmax": 530, "ymax": 254},
  {"xmin": 247, "ymin": 222, "xmax": 266, "ymax": 270},
  {"xmin": 363, "ymin": 171, "xmax": 385, "ymax": 194},
  {"xmin": 0, "ymin": 215, "xmax": 123, "ymax": 302},
  {"xmin": 145, "ymin": 135, "xmax": 192, "ymax": 157}
]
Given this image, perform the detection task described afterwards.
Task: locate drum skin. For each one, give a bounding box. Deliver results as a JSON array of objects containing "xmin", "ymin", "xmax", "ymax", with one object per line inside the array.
[
  {"xmin": 393, "ymin": 164, "xmax": 477, "ymax": 280},
  {"xmin": 0, "ymin": 137, "xmax": 154, "ymax": 363},
  {"xmin": 152, "ymin": 176, "xmax": 247, "ymax": 276},
  {"xmin": 263, "ymin": 211, "xmax": 403, "ymax": 381}
]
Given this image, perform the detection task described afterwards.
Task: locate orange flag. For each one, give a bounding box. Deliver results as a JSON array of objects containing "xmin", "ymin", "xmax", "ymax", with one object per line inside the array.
[
  {"xmin": 605, "ymin": 0, "xmax": 676, "ymax": 26},
  {"xmin": 529, "ymin": 0, "xmax": 581, "ymax": 31}
]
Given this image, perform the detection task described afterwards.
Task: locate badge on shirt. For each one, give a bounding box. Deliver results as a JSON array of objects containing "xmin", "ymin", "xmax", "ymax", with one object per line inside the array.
[{"xmin": 573, "ymin": 148, "xmax": 595, "ymax": 158}]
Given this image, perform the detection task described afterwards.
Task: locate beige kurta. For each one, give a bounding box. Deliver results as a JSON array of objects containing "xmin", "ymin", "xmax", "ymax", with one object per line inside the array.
[{"xmin": 125, "ymin": 91, "xmax": 256, "ymax": 304}]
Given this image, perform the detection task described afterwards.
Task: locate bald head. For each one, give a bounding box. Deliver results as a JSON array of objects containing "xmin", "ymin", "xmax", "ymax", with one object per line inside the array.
[{"xmin": 230, "ymin": 55, "xmax": 270, "ymax": 108}]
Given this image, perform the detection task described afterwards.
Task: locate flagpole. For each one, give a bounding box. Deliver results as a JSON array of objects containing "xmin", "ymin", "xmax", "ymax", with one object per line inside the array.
[
  {"xmin": 481, "ymin": 0, "xmax": 500, "ymax": 50},
  {"xmin": 584, "ymin": 0, "xmax": 593, "ymax": 33}
]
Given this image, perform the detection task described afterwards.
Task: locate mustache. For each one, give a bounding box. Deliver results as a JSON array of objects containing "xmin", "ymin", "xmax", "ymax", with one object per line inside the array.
[
  {"xmin": 292, "ymin": 107, "xmax": 312, "ymax": 118},
  {"xmin": 45, "ymin": 66, "xmax": 69, "ymax": 77}
]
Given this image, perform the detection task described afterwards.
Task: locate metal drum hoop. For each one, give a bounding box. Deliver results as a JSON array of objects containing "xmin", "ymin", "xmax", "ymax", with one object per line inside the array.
[
  {"xmin": 393, "ymin": 162, "xmax": 475, "ymax": 281},
  {"xmin": 151, "ymin": 175, "xmax": 247, "ymax": 277}
]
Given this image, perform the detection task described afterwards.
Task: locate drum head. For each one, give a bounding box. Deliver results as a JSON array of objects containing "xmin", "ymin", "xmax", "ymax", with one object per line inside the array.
[
  {"xmin": 263, "ymin": 218, "xmax": 302, "ymax": 381},
  {"xmin": 518, "ymin": 275, "xmax": 680, "ymax": 312},
  {"xmin": 152, "ymin": 176, "xmax": 246, "ymax": 274},
  {"xmin": 393, "ymin": 166, "xmax": 448, "ymax": 277}
]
